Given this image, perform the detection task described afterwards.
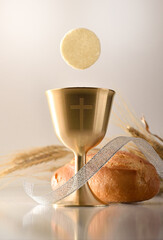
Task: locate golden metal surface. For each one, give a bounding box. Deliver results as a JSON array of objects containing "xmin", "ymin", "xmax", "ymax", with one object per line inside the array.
[{"xmin": 46, "ymin": 87, "xmax": 115, "ymax": 206}]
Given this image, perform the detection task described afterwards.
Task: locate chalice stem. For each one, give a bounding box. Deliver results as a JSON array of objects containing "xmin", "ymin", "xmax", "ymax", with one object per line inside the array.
[
  {"xmin": 75, "ymin": 153, "xmax": 85, "ymax": 173},
  {"xmin": 74, "ymin": 153, "xmax": 105, "ymax": 205}
]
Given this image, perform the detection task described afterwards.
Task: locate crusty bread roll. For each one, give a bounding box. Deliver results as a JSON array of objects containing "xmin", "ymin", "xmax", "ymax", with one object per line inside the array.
[{"xmin": 51, "ymin": 151, "xmax": 160, "ymax": 203}]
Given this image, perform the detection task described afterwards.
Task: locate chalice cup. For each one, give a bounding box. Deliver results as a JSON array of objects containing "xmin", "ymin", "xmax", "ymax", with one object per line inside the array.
[{"xmin": 46, "ymin": 87, "xmax": 115, "ymax": 206}]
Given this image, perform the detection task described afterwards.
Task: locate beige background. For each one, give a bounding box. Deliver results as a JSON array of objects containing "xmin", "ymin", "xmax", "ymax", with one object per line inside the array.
[{"xmin": 0, "ymin": 0, "xmax": 162, "ymax": 154}]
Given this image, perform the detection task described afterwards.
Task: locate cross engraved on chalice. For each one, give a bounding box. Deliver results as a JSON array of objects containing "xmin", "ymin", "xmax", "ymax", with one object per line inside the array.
[{"xmin": 70, "ymin": 98, "xmax": 93, "ymax": 130}]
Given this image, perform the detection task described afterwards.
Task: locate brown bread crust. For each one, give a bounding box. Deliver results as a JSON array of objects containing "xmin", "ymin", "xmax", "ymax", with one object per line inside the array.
[{"xmin": 51, "ymin": 151, "xmax": 160, "ymax": 203}]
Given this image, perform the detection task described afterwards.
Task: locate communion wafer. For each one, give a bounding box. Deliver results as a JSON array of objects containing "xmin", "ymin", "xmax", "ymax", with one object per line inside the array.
[
  {"xmin": 60, "ymin": 28, "xmax": 101, "ymax": 69},
  {"xmin": 51, "ymin": 151, "xmax": 160, "ymax": 203}
]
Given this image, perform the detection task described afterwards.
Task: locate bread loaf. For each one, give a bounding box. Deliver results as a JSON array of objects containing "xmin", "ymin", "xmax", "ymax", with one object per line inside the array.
[{"xmin": 51, "ymin": 151, "xmax": 160, "ymax": 203}]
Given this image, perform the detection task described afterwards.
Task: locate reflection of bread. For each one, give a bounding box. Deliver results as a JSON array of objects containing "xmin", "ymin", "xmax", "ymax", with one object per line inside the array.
[
  {"xmin": 51, "ymin": 151, "xmax": 160, "ymax": 203},
  {"xmin": 88, "ymin": 205, "xmax": 160, "ymax": 240}
]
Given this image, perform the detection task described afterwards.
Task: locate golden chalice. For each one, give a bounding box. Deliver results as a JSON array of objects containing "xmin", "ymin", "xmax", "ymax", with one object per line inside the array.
[{"xmin": 46, "ymin": 87, "xmax": 115, "ymax": 206}]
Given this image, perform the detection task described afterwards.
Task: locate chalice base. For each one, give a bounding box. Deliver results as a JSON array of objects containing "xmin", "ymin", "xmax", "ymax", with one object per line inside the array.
[{"xmin": 53, "ymin": 182, "xmax": 107, "ymax": 207}]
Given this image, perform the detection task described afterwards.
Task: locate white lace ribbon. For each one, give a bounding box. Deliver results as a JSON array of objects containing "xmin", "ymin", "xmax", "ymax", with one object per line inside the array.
[{"xmin": 24, "ymin": 136, "xmax": 163, "ymax": 205}]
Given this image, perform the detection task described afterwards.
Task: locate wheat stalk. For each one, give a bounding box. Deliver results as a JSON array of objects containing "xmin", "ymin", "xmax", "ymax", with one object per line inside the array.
[
  {"xmin": 0, "ymin": 146, "xmax": 73, "ymax": 178},
  {"xmin": 127, "ymin": 127, "xmax": 163, "ymax": 159},
  {"xmin": 112, "ymin": 93, "xmax": 163, "ymax": 160}
]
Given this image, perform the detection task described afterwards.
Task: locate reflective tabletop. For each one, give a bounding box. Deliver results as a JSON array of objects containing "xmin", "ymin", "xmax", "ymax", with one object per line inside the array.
[{"xmin": 0, "ymin": 185, "xmax": 163, "ymax": 240}]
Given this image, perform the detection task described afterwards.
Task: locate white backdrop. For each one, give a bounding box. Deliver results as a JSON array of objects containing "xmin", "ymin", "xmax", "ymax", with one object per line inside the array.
[{"xmin": 0, "ymin": 0, "xmax": 162, "ymax": 154}]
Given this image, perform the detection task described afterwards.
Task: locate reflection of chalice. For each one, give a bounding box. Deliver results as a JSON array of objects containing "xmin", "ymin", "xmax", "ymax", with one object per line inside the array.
[{"xmin": 46, "ymin": 87, "xmax": 115, "ymax": 206}]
